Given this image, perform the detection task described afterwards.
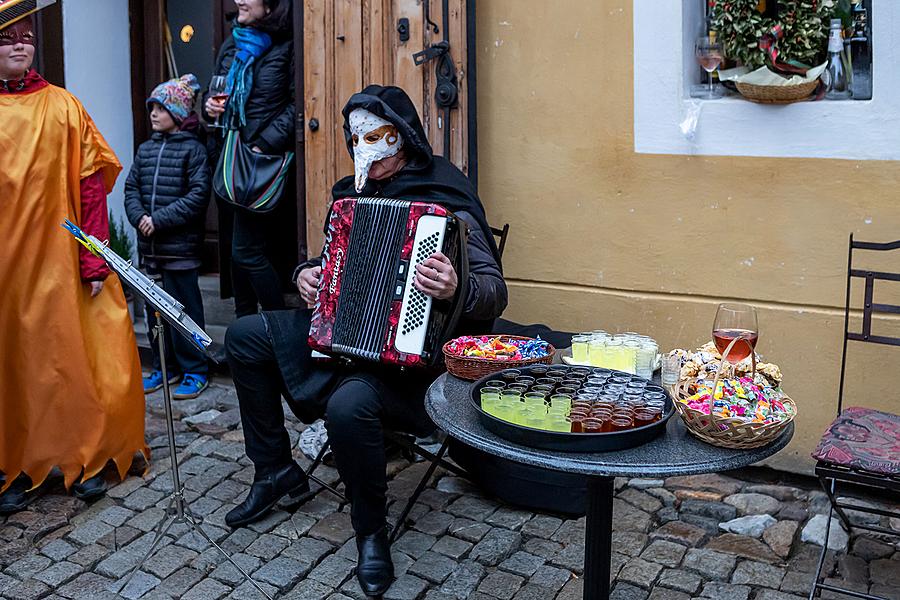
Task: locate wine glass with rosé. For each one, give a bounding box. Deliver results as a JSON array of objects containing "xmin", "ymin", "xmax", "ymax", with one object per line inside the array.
[
  {"xmin": 209, "ymin": 75, "xmax": 229, "ymax": 129},
  {"xmin": 695, "ymin": 35, "xmax": 724, "ymax": 99},
  {"xmin": 712, "ymin": 303, "xmax": 758, "ymax": 365}
]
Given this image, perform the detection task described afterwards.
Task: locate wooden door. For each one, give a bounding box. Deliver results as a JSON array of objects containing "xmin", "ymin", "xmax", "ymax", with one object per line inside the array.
[{"xmin": 302, "ymin": 0, "xmax": 475, "ymax": 254}]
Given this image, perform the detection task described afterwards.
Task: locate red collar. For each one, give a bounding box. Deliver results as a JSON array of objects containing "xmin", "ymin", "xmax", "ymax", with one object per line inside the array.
[{"xmin": 0, "ymin": 69, "xmax": 49, "ymax": 95}]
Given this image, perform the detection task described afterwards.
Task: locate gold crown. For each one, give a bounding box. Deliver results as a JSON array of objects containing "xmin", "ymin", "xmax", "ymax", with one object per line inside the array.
[{"xmin": 0, "ymin": 0, "xmax": 56, "ymax": 31}]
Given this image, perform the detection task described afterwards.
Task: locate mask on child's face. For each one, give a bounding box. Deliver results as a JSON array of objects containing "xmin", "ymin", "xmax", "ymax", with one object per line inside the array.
[
  {"xmin": 0, "ymin": 17, "xmax": 36, "ymax": 47},
  {"xmin": 349, "ymin": 108, "xmax": 403, "ymax": 193}
]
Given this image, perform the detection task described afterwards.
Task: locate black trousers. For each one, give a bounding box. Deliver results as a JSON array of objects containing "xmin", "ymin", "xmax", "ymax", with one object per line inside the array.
[
  {"xmin": 146, "ymin": 267, "xmax": 208, "ymax": 375},
  {"xmin": 231, "ymin": 211, "xmax": 286, "ymax": 317},
  {"xmin": 225, "ymin": 315, "xmax": 400, "ymax": 536}
]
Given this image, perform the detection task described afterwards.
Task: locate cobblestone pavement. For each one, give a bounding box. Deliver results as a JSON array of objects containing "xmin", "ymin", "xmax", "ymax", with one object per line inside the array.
[{"xmin": 1, "ymin": 379, "xmax": 899, "ymax": 600}]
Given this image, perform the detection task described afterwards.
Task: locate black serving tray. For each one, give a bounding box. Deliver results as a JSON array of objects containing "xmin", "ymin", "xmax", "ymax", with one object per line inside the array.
[{"xmin": 469, "ymin": 365, "xmax": 674, "ymax": 453}]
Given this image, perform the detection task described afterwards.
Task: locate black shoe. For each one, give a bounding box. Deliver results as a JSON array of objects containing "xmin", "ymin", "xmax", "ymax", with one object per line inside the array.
[
  {"xmin": 355, "ymin": 526, "xmax": 394, "ymax": 597},
  {"xmin": 72, "ymin": 474, "xmax": 108, "ymax": 501},
  {"xmin": 225, "ymin": 462, "xmax": 311, "ymax": 528},
  {"xmin": 0, "ymin": 477, "xmax": 31, "ymax": 515}
]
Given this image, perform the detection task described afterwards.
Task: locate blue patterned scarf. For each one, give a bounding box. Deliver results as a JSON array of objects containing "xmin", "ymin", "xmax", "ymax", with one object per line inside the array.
[{"xmin": 225, "ymin": 25, "xmax": 273, "ymax": 127}]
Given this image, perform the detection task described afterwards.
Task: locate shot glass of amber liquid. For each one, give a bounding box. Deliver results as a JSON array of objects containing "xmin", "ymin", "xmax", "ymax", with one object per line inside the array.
[
  {"xmin": 568, "ymin": 413, "xmax": 586, "ymax": 433},
  {"xmin": 611, "ymin": 416, "xmax": 634, "ymax": 431},
  {"xmin": 633, "ymin": 408, "xmax": 658, "ymax": 427},
  {"xmin": 582, "ymin": 418, "xmax": 604, "ymax": 433}
]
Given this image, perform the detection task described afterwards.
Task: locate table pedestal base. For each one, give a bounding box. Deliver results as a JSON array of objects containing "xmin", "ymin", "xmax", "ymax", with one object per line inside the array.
[{"xmin": 584, "ymin": 476, "xmax": 614, "ymax": 599}]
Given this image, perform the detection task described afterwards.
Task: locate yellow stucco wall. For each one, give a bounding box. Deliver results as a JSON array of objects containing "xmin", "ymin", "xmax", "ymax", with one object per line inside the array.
[{"xmin": 475, "ymin": 0, "xmax": 900, "ymax": 473}]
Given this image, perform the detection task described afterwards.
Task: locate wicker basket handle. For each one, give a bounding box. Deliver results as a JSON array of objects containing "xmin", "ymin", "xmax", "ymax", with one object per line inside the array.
[{"xmin": 708, "ymin": 336, "xmax": 758, "ymax": 416}]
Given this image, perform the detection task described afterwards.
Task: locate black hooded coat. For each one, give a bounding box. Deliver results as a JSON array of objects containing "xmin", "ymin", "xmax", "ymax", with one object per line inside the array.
[{"xmin": 261, "ymin": 85, "xmax": 507, "ymax": 430}]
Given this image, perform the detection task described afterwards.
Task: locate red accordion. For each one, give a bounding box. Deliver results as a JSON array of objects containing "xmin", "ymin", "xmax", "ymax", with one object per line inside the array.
[{"xmin": 308, "ymin": 197, "xmax": 468, "ymax": 367}]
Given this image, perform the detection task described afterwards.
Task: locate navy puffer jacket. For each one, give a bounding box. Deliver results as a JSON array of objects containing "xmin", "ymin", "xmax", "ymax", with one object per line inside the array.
[{"xmin": 124, "ymin": 128, "xmax": 210, "ymax": 260}]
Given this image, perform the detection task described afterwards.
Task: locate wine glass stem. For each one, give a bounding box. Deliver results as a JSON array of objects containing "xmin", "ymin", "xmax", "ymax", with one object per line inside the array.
[{"xmin": 709, "ymin": 71, "xmax": 714, "ymax": 96}]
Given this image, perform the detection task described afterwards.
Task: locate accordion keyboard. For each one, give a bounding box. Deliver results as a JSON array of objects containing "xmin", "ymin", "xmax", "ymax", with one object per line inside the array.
[{"xmin": 395, "ymin": 215, "xmax": 448, "ymax": 355}]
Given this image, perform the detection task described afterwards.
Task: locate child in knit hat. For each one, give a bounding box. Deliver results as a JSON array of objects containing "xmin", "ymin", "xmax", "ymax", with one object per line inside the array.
[{"xmin": 124, "ymin": 74, "xmax": 212, "ymax": 399}]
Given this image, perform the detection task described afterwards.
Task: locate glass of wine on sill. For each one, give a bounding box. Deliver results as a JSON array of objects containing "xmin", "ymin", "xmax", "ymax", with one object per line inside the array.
[
  {"xmin": 692, "ymin": 35, "xmax": 725, "ymax": 100},
  {"xmin": 712, "ymin": 302, "xmax": 759, "ymax": 376}
]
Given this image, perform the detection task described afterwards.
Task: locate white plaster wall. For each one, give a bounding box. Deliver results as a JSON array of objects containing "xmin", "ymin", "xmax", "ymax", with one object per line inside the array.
[
  {"xmin": 634, "ymin": 0, "xmax": 900, "ymax": 160},
  {"xmin": 62, "ymin": 0, "xmax": 135, "ymax": 249}
]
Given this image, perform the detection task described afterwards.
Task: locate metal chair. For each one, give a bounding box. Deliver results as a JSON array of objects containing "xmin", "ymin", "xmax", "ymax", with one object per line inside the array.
[
  {"xmin": 304, "ymin": 223, "xmax": 511, "ymax": 543},
  {"xmin": 809, "ymin": 235, "xmax": 900, "ymax": 600}
]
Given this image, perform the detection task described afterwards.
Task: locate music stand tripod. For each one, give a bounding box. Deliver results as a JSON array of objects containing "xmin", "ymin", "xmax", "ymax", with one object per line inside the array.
[{"xmin": 61, "ymin": 221, "xmax": 274, "ymax": 599}]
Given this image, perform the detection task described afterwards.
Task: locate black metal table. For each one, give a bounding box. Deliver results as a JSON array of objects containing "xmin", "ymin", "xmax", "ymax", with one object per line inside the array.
[{"xmin": 425, "ymin": 373, "xmax": 794, "ymax": 600}]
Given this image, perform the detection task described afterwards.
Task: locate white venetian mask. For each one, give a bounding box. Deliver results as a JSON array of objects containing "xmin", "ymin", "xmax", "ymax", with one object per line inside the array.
[{"xmin": 349, "ymin": 108, "xmax": 403, "ymax": 192}]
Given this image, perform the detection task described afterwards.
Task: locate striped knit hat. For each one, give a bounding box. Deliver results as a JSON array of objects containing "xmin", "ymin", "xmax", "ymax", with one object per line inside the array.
[{"xmin": 147, "ymin": 74, "xmax": 200, "ymax": 123}]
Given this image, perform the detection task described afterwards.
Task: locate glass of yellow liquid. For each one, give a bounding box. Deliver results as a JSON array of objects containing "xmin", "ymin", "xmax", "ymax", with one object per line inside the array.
[
  {"xmin": 589, "ymin": 334, "xmax": 609, "ymax": 367},
  {"xmin": 571, "ymin": 335, "xmax": 590, "ymax": 364},
  {"xmin": 621, "ymin": 340, "xmax": 640, "ymax": 375}
]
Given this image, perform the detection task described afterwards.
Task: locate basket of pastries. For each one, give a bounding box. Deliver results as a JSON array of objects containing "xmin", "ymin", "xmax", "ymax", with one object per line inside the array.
[
  {"xmin": 668, "ymin": 340, "xmax": 796, "ymax": 449},
  {"xmin": 443, "ymin": 335, "xmax": 554, "ymax": 381}
]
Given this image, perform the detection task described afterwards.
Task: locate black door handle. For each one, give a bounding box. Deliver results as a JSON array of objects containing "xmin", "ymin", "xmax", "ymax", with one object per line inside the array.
[{"xmin": 308, "ymin": 118, "xmax": 319, "ymax": 132}]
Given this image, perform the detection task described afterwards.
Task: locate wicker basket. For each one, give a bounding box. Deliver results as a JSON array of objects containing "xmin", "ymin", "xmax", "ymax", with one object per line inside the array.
[
  {"xmin": 735, "ymin": 78, "xmax": 819, "ymax": 104},
  {"xmin": 443, "ymin": 335, "xmax": 555, "ymax": 381},
  {"xmin": 670, "ymin": 337, "xmax": 796, "ymax": 449}
]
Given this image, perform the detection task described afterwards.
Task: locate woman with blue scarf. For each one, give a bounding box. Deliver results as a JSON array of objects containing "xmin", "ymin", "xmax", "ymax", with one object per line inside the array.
[{"xmin": 205, "ymin": 0, "xmax": 294, "ymax": 317}]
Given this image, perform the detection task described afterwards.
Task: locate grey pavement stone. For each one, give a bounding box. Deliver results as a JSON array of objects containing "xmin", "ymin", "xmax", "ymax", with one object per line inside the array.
[
  {"xmin": 522, "ymin": 538, "xmax": 562, "ymax": 562},
  {"xmin": 245, "ymin": 533, "xmax": 290, "ymax": 561},
  {"xmin": 657, "ymin": 568, "xmax": 702, "ymax": 594},
  {"xmin": 647, "ymin": 589, "xmax": 690, "ymax": 600},
  {"xmin": 499, "ymin": 551, "xmax": 545, "ymax": 577},
  {"xmin": 510, "ymin": 583, "xmax": 555, "ymax": 600},
  {"xmin": 698, "ymin": 581, "xmax": 751, "ymax": 600},
  {"xmin": 118, "ymin": 571, "xmax": 161, "ymax": 600},
  {"xmin": 246, "ymin": 509, "xmax": 290, "ymax": 534},
  {"xmin": 477, "ymin": 571, "xmax": 525, "ymax": 599},
  {"xmin": 470, "ymin": 528, "xmax": 522, "ymax": 566},
  {"xmin": 32, "ymin": 561, "xmax": 84, "ymax": 587},
  {"xmin": 762, "ymin": 520, "xmax": 798, "ymax": 559},
  {"xmin": 528, "ymin": 565, "xmax": 570, "ymax": 592},
  {"xmin": 282, "ymin": 579, "xmax": 333, "ymax": 600},
  {"xmin": 682, "ymin": 548, "xmax": 736, "ymax": 581},
  {"xmin": 436, "ymin": 476, "xmax": 478, "ymax": 495},
  {"xmin": 619, "ymin": 488, "xmax": 663, "ymax": 514},
  {"xmin": 612, "ymin": 532, "xmax": 649, "ymax": 557},
  {"xmin": 384, "ymin": 574, "xmax": 429, "ymax": 600},
  {"xmin": 308, "ymin": 554, "xmax": 355, "ymax": 588},
  {"xmin": 780, "ymin": 570, "xmax": 816, "ymax": 595},
  {"xmin": 182, "ymin": 577, "xmax": 232, "ymax": 600},
  {"xmin": 424, "ymin": 590, "xmax": 458, "ymax": 600},
  {"xmin": 801, "ymin": 515, "xmax": 849, "ymax": 552},
  {"xmin": 644, "ymin": 488, "xmax": 677, "ymax": 508},
  {"xmin": 394, "ymin": 531, "xmax": 437, "ymax": 559},
  {"xmin": 850, "ymin": 536, "xmax": 894, "ymax": 561},
  {"xmin": 550, "ymin": 519, "xmax": 585, "ymax": 546},
  {"xmin": 723, "ymin": 493, "xmax": 782, "ymax": 517},
  {"xmin": 556, "ymin": 577, "xmax": 584, "ymax": 600},
  {"xmin": 639, "ymin": 540, "xmax": 687, "ymax": 568},
  {"xmin": 297, "ymin": 496, "xmax": 342, "ymax": 519},
  {"xmin": 57, "ymin": 572, "xmax": 117, "ymax": 599},
  {"xmin": 176, "ymin": 524, "xmax": 230, "ymax": 553},
  {"xmin": 612, "ymin": 500, "xmax": 652, "ymax": 533},
  {"xmin": 719, "ymin": 514, "xmax": 777, "ymax": 538},
  {"xmin": 392, "ymin": 550, "xmax": 415, "ymax": 576},
  {"xmin": 548, "ymin": 542, "xmax": 583, "ymax": 574},
  {"xmin": 221, "ymin": 528, "xmax": 259, "ymax": 554},
  {"xmin": 448, "ymin": 518, "xmax": 491, "ymax": 543},
  {"xmin": 274, "ymin": 514, "xmax": 317, "ymax": 541},
  {"xmin": 67, "ymin": 543, "xmax": 111, "ymax": 569},
  {"xmin": 206, "ymin": 480, "xmax": 246, "ymax": 503},
  {"xmin": 128, "ymin": 507, "xmax": 167, "ymax": 532},
  {"xmin": 486, "ymin": 507, "xmax": 532, "ymax": 531},
  {"xmin": 520, "ymin": 516, "xmax": 562, "ymax": 540},
  {"xmin": 123, "ymin": 488, "xmax": 166, "ymax": 511},
  {"xmin": 308, "ymin": 512, "xmax": 354, "ymax": 546},
  {"xmin": 417, "ymin": 489, "xmax": 455, "ymax": 510},
  {"xmin": 413, "ymin": 511, "xmax": 455, "ymax": 536},
  {"xmin": 408, "ymin": 550, "xmax": 458, "ymax": 584},
  {"xmin": 679, "ymin": 500, "xmax": 738, "ymax": 522},
  {"xmin": 40, "ymin": 539, "xmax": 76, "ymax": 562},
  {"xmin": 618, "ymin": 557, "xmax": 663, "ymax": 589},
  {"xmin": 5, "ymin": 553, "xmax": 52, "ymax": 579},
  {"xmin": 144, "ymin": 544, "xmax": 199, "ymax": 579},
  {"xmin": 752, "ymin": 591, "xmax": 806, "ymax": 600},
  {"xmin": 67, "ymin": 518, "xmax": 116, "ymax": 545},
  {"xmin": 157, "ymin": 567, "xmax": 206, "ymax": 597},
  {"xmin": 440, "ymin": 560, "xmax": 486, "ymax": 599},
  {"xmin": 208, "ymin": 553, "xmax": 262, "ymax": 586},
  {"xmin": 446, "ymin": 496, "xmax": 500, "ymax": 522},
  {"xmin": 281, "ymin": 536, "xmax": 335, "ymax": 568},
  {"xmin": 705, "ymin": 533, "xmax": 780, "ymax": 563},
  {"xmin": 609, "ymin": 582, "xmax": 648, "ymax": 600},
  {"xmin": 2, "ymin": 578, "xmax": 52, "ymax": 600},
  {"xmin": 731, "ymin": 559, "xmax": 785, "ymax": 588},
  {"xmin": 432, "ymin": 535, "xmax": 473, "ymax": 560},
  {"xmin": 107, "ymin": 477, "xmax": 146, "ymax": 499},
  {"xmin": 253, "ymin": 556, "xmax": 308, "ymax": 590},
  {"xmin": 98, "ymin": 505, "xmax": 135, "ymax": 527}
]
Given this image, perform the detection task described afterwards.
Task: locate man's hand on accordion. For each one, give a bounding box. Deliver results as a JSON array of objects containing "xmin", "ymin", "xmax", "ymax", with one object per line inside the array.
[
  {"xmin": 297, "ymin": 266, "xmax": 322, "ymax": 307},
  {"xmin": 414, "ymin": 252, "xmax": 458, "ymax": 301}
]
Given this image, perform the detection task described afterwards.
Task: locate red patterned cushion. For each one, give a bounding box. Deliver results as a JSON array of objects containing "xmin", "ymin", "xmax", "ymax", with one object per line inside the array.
[{"xmin": 812, "ymin": 407, "xmax": 900, "ymax": 476}]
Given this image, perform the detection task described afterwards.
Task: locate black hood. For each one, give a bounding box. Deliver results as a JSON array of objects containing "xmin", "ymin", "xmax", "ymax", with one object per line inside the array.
[
  {"xmin": 341, "ymin": 84, "xmax": 433, "ymax": 170},
  {"xmin": 332, "ymin": 85, "xmax": 501, "ymax": 268}
]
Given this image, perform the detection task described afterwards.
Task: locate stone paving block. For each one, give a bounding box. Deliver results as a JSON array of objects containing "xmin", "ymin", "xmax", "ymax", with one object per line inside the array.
[
  {"xmin": 408, "ymin": 550, "xmax": 458, "ymax": 584},
  {"xmin": 612, "ymin": 532, "xmax": 649, "ymax": 558},
  {"xmin": 436, "ymin": 476, "xmax": 478, "ymax": 495},
  {"xmin": 522, "ymin": 538, "xmax": 562, "ymax": 562},
  {"xmin": 417, "ymin": 489, "xmax": 455, "ymax": 510},
  {"xmin": 245, "ymin": 533, "xmax": 290, "ymax": 561},
  {"xmin": 698, "ymin": 581, "xmax": 751, "ymax": 600},
  {"xmin": 609, "ymin": 582, "xmax": 649, "ymax": 600},
  {"xmin": 157, "ymin": 566, "xmax": 206, "ymax": 597},
  {"xmin": 32, "ymin": 560, "xmax": 84, "ymax": 587},
  {"xmin": 308, "ymin": 554, "xmax": 355, "ymax": 588},
  {"xmin": 664, "ymin": 474, "xmax": 741, "ymax": 496},
  {"xmin": 556, "ymin": 576, "xmax": 583, "ymax": 600},
  {"xmin": 123, "ymin": 488, "xmax": 166, "ymax": 511},
  {"xmin": 246, "ymin": 509, "xmax": 291, "ymax": 534},
  {"xmin": 449, "ymin": 518, "xmax": 491, "ymax": 543},
  {"xmin": 529, "ymin": 564, "xmax": 570, "ymax": 592},
  {"xmin": 612, "ymin": 500, "xmax": 652, "ymax": 534},
  {"xmin": 520, "ymin": 515, "xmax": 562, "ymax": 540},
  {"xmin": 682, "ymin": 548, "xmax": 737, "ymax": 581},
  {"xmin": 446, "ymin": 495, "xmax": 500, "ymax": 522},
  {"xmin": 176, "ymin": 524, "xmax": 230, "ymax": 553},
  {"xmin": 118, "ymin": 571, "xmax": 161, "ymax": 600},
  {"xmin": 639, "ymin": 540, "xmax": 687, "ymax": 568},
  {"xmin": 98, "ymin": 524, "xmax": 142, "ymax": 549},
  {"xmin": 645, "ymin": 488, "xmax": 676, "ymax": 508},
  {"xmin": 253, "ymin": 556, "xmax": 308, "ymax": 590},
  {"xmin": 724, "ymin": 493, "xmax": 782, "ymax": 517},
  {"xmin": 424, "ymin": 590, "xmax": 458, "ymax": 600},
  {"xmin": 762, "ymin": 520, "xmax": 798, "ymax": 559},
  {"xmin": 646, "ymin": 588, "xmax": 691, "ymax": 600},
  {"xmin": 477, "ymin": 571, "xmax": 525, "ymax": 599},
  {"xmin": 221, "ymin": 528, "xmax": 259, "ymax": 554},
  {"xmin": 67, "ymin": 543, "xmax": 111, "ymax": 569},
  {"xmin": 297, "ymin": 496, "xmax": 342, "ymax": 520},
  {"xmin": 97, "ymin": 505, "xmax": 135, "ymax": 527},
  {"xmin": 40, "ymin": 538, "xmax": 77, "ymax": 562},
  {"xmin": 107, "ymin": 477, "xmax": 146, "ymax": 500},
  {"xmin": 866, "ymin": 558, "xmax": 900, "ymax": 588},
  {"xmin": 618, "ymin": 557, "xmax": 663, "ymax": 589},
  {"xmin": 752, "ymin": 590, "xmax": 806, "ymax": 600},
  {"xmin": 510, "ymin": 583, "xmax": 555, "ymax": 600},
  {"xmin": 274, "ymin": 514, "xmax": 317, "ymax": 541},
  {"xmin": 440, "ymin": 560, "xmax": 486, "ymax": 599},
  {"xmin": 470, "ymin": 528, "xmax": 522, "ymax": 566},
  {"xmin": 677, "ymin": 513, "xmax": 722, "ymax": 536},
  {"xmin": 282, "ymin": 578, "xmax": 333, "ymax": 600},
  {"xmin": 384, "ymin": 573, "xmax": 429, "ymax": 600},
  {"xmin": 206, "ymin": 480, "xmax": 246, "ymax": 503},
  {"xmin": 486, "ymin": 507, "xmax": 532, "ymax": 531},
  {"xmin": 56, "ymin": 572, "xmax": 116, "ymax": 599},
  {"xmin": 414, "ymin": 511, "xmax": 455, "ymax": 536},
  {"xmin": 498, "ymin": 551, "xmax": 545, "ymax": 577},
  {"xmin": 128, "ymin": 507, "xmax": 167, "ymax": 532},
  {"xmin": 67, "ymin": 518, "xmax": 116, "ymax": 545},
  {"xmin": 656, "ymin": 568, "xmax": 702, "ymax": 594},
  {"xmin": 2, "ymin": 577, "xmax": 52, "ymax": 600},
  {"xmin": 550, "ymin": 519, "xmax": 585, "ymax": 546},
  {"xmin": 393, "ymin": 531, "xmax": 437, "ymax": 559},
  {"xmin": 731, "ymin": 559, "xmax": 785, "ymax": 589},
  {"xmin": 549, "ymin": 541, "xmax": 584, "ymax": 574},
  {"xmin": 838, "ymin": 554, "xmax": 869, "ymax": 585},
  {"xmin": 208, "ymin": 553, "xmax": 262, "ymax": 586},
  {"xmin": 182, "ymin": 577, "xmax": 232, "ymax": 600},
  {"xmin": 308, "ymin": 512, "xmax": 354, "ymax": 546},
  {"xmin": 144, "ymin": 544, "xmax": 200, "ymax": 579},
  {"xmin": 281, "ymin": 536, "xmax": 335, "ymax": 568},
  {"xmin": 5, "ymin": 553, "xmax": 52, "ymax": 578},
  {"xmin": 679, "ymin": 500, "xmax": 738, "ymax": 522},
  {"xmin": 705, "ymin": 533, "xmax": 780, "ymax": 563},
  {"xmin": 619, "ymin": 488, "xmax": 663, "ymax": 514},
  {"xmin": 431, "ymin": 535, "xmax": 473, "ymax": 560},
  {"xmin": 780, "ymin": 570, "xmax": 816, "ymax": 595},
  {"xmin": 0, "ymin": 539, "xmax": 30, "ymax": 568},
  {"xmin": 392, "ymin": 550, "xmax": 415, "ymax": 576}
]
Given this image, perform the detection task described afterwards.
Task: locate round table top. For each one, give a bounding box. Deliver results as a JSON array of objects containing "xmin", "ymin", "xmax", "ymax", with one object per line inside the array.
[{"xmin": 425, "ymin": 373, "xmax": 794, "ymax": 479}]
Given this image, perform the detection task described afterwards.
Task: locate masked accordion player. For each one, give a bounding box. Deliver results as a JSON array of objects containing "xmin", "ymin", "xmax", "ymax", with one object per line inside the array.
[{"xmin": 308, "ymin": 197, "xmax": 469, "ymax": 367}]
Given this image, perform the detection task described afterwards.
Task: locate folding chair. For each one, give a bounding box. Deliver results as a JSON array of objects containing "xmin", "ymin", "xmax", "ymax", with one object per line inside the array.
[
  {"xmin": 809, "ymin": 235, "xmax": 900, "ymax": 600},
  {"xmin": 304, "ymin": 223, "xmax": 511, "ymax": 543}
]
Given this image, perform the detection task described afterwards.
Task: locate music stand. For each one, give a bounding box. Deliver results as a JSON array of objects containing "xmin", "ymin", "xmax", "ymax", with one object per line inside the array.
[{"xmin": 62, "ymin": 221, "xmax": 274, "ymax": 599}]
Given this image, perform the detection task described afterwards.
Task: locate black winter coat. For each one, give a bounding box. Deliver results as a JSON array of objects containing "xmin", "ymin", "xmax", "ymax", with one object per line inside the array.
[
  {"xmin": 206, "ymin": 36, "xmax": 295, "ymax": 154},
  {"xmin": 124, "ymin": 130, "xmax": 210, "ymax": 261}
]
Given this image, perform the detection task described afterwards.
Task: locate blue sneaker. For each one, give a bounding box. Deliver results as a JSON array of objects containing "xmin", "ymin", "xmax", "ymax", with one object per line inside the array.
[
  {"xmin": 173, "ymin": 374, "xmax": 209, "ymax": 400},
  {"xmin": 143, "ymin": 370, "xmax": 180, "ymax": 394}
]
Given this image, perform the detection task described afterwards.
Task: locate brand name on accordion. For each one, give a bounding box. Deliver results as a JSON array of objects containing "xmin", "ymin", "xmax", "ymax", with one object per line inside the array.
[{"xmin": 329, "ymin": 248, "xmax": 344, "ymax": 295}]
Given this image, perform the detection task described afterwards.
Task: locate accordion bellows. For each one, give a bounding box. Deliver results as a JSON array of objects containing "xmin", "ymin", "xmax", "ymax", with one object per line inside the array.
[{"xmin": 308, "ymin": 197, "xmax": 468, "ymax": 367}]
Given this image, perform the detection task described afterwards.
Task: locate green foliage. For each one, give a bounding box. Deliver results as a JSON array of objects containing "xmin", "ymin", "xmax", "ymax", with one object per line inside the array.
[
  {"xmin": 709, "ymin": 0, "xmax": 838, "ymax": 70},
  {"xmin": 108, "ymin": 211, "xmax": 135, "ymax": 260}
]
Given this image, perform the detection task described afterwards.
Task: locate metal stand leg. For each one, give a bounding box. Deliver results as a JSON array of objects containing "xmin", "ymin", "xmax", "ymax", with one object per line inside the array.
[
  {"xmin": 117, "ymin": 317, "xmax": 274, "ymax": 600},
  {"xmin": 583, "ymin": 476, "xmax": 614, "ymax": 600},
  {"xmin": 388, "ymin": 437, "xmax": 451, "ymax": 545}
]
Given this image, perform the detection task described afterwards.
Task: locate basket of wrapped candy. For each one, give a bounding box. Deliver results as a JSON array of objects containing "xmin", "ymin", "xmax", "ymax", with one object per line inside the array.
[
  {"xmin": 443, "ymin": 335, "xmax": 554, "ymax": 381},
  {"xmin": 671, "ymin": 338, "xmax": 796, "ymax": 449}
]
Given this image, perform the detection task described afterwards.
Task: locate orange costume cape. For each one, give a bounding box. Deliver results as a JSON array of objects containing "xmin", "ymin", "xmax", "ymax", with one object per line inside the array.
[{"xmin": 0, "ymin": 72, "xmax": 148, "ymax": 491}]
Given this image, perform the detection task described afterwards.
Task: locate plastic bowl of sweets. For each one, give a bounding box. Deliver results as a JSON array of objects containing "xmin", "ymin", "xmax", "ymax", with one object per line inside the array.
[
  {"xmin": 469, "ymin": 364, "xmax": 674, "ymax": 452},
  {"xmin": 443, "ymin": 335, "xmax": 555, "ymax": 381}
]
